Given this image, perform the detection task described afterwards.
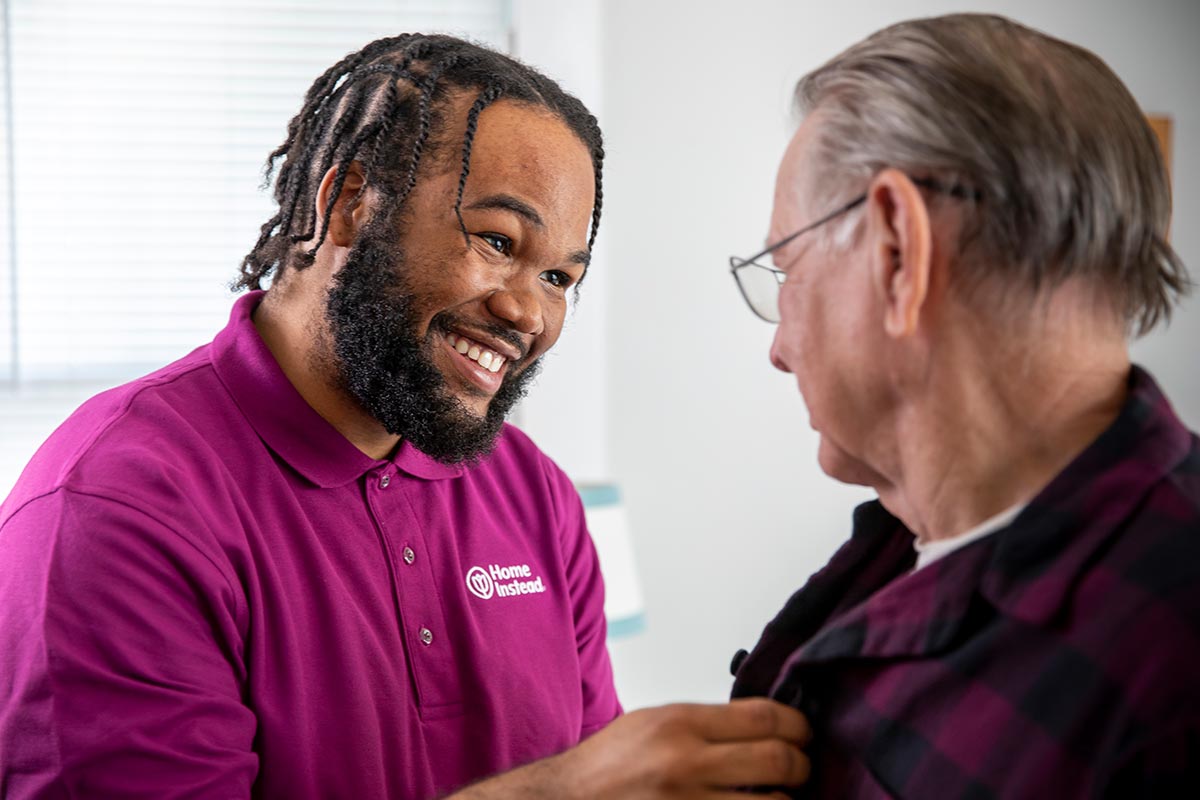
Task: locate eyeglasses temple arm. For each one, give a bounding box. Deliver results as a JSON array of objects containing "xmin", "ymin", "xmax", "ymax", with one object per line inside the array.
[{"xmin": 740, "ymin": 193, "xmax": 867, "ymax": 265}]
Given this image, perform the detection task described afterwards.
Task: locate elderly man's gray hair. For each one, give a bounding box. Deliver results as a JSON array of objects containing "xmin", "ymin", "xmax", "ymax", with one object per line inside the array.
[{"xmin": 795, "ymin": 13, "xmax": 1187, "ymax": 336}]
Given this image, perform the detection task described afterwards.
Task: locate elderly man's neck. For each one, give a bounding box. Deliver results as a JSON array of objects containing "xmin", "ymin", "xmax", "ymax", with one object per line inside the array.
[{"xmin": 878, "ymin": 280, "xmax": 1131, "ymax": 544}]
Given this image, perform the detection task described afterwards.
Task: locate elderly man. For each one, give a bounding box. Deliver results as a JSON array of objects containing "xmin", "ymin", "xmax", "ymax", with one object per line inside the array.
[
  {"xmin": 0, "ymin": 34, "xmax": 811, "ymax": 799},
  {"xmin": 729, "ymin": 13, "xmax": 1198, "ymax": 798}
]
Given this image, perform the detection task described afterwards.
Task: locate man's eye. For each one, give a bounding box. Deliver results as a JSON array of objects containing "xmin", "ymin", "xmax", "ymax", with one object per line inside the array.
[
  {"xmin": 542, "ymin": 270, "xmax": 572, "ymax": 289},
  {"xmin": 478, "ymin": 233, "xmax": 512, "ymax": 255}
]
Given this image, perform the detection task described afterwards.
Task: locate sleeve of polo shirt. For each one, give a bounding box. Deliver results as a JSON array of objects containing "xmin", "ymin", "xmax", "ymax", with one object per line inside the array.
[
  {"xmin": 0, "ymin": 488, "xmax": 257, "ymax": 798},
  {"xmin": 544, "ymin": 461, "xmax": 623, "ymax": 738}
]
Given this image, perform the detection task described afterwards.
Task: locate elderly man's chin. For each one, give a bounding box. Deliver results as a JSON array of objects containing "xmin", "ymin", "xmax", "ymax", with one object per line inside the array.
[{"xmin": 816, "ymin": 435, "xmax": 883, "ymax": 488}]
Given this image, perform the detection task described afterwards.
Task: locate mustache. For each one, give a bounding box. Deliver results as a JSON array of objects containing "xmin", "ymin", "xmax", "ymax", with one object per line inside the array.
[{"xmin": 430, "ymin": 311, "xmax": 532, "ymax": 364}]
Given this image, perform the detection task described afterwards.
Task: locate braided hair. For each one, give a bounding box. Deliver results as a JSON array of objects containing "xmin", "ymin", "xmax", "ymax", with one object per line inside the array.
[{"xmin": 235, "ymin": 34, "xmax": 604, "ymax": 291}]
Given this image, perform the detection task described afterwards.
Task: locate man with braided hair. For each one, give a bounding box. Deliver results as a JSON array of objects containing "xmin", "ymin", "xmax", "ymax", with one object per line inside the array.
[{"xmin": 0, "ymin": 35, "xmax": 811, "ymax": 798}]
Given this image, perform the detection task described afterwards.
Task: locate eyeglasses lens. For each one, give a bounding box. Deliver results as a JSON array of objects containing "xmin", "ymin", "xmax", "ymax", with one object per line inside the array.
[{"xmin": 733, "ymin": 260, "xmax": 781, "ymax": 322}]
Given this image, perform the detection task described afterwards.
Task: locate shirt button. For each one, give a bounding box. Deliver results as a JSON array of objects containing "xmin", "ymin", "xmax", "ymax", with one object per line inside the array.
[
  {"xmin": 402, "ymin": 546, "xmax": 415, "ymax": 565},
  {"xmin": 419, "ymin": 627, "xmax": 433, "ymax": 646},
  {"xmin": 379, "ymin": 474, "xmax": 390, "ymax": 488}
]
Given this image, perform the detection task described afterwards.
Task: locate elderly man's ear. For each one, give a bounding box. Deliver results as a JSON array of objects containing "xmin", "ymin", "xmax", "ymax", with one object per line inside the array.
[
  {"xmin": 866, "ymin": 169, "xmax": 934, "ymax": 339},
  {"xmin": 315, "ymin": 162, "xmax": 370, "ymax": 248}
]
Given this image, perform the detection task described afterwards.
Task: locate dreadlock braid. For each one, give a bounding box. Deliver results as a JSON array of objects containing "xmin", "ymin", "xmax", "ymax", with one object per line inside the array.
[
  {"xmin": 235, "ymin": 34, "xmax": 605, "ymax": 291},
  {"xmin": 585, "ymin": 121, "xmax": 604, "ymax": 252},
  {"xmin": 261, "ymin": 37, "xmax": 412, "ymax": 187},
  {"xmin": 276, "ymin": 64, "xmax": 417, "ymax": 252},
  {"xmin": 454, "ymin": 83, "xmax": 506, "ymax": 244},
  {"xmin": 302, "ymin": 66, "xmax": 422, "ymax": 261},
  {"xmin": 390, "ymin": 51, "xmax": 462, "ymax": 210}
]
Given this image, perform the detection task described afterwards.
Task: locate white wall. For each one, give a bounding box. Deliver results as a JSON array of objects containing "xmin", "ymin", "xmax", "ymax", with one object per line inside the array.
[
  {"xmin": 596, "ymin": 0, "xmax": 1200, "ymax": 709},
  {"xmin": 510, "ymin": 0, "xmax": 611, "ymax": 484}
]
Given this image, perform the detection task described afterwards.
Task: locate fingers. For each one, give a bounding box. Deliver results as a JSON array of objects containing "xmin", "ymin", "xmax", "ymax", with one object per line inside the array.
[
  {"xmin": 688, "ymin": 698, "xmax": 812, "ymax": 746},
  {"xmin": 557, "ymin": 701, "xmax": 813, "ymax": 798},
  {"xmin": 693, "ymin": 739, "xmax": 812, "ymax": 788}
]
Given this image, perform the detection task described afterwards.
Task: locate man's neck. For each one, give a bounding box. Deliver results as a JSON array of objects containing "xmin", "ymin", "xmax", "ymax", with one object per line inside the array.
[
  {"xmin": 253, "ymin": 289, "xmax": 401, "ymax": 461},
  {"xmin": 878, "ymin": 305, "xmax": 1130, "ymax": 544}
]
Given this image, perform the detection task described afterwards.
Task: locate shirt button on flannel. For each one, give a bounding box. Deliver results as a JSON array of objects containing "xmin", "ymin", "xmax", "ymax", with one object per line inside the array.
[
  {"xmin": 379, "ymin": 474, "xmax": 391, "ymax": 489},
  {"xmin": 419, "ymin": 627, "xmax": 433, "ymax": 646},
  {"xmin": 402, "ymin": 546, "xmax": 415, "ymax": 565}
]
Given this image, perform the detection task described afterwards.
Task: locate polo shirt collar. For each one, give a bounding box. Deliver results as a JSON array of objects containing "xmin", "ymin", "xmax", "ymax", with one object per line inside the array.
[
  {"xmin": 211, "ymin": 292, "xmax": 465, "ymax": 488},
  {"xmin": 390, "ymin": 439, "xmax": 467, "ymax": 481}
]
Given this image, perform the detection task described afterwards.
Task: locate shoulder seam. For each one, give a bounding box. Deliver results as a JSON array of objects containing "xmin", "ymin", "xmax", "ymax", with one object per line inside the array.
[
  {"xmin": 37, "ymin": 358, "xmax": 216, "ymax": 490},
  {"xmin": 5, "ymin": 485, "xmax": 244, "ymax": 620}
]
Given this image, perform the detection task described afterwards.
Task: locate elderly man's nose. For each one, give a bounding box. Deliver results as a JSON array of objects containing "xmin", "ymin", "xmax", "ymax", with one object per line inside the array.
[{"xmin": 770, "ymin": 332, "xmax": 792, "ymax": 373}]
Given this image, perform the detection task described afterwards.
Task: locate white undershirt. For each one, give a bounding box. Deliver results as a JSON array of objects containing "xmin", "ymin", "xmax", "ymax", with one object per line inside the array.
[{"xmin": 912, "ymin": 502, "xmax": 1027, "ymax": 571}]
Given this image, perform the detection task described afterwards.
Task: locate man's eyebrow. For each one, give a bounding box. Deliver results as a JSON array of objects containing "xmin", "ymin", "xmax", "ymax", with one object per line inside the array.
[
  {"xmin": 465, "ymin": 193, "xmax": 592, "ymax": 270},
  {"xmin": 463, "ymin": 194, "xmax": 544, "ymax": 228}
]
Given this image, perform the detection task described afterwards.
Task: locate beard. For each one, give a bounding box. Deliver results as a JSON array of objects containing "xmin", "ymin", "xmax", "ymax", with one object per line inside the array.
[{"xmin": 321, "ymin": 222, "xmax": 542, "ymax": 465}]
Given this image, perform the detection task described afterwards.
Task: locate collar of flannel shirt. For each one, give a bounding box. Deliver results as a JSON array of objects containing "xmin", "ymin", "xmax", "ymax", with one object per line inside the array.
[{"xmin": 732, "ymin": 365, "xmax": 1193, "ymax": 701}]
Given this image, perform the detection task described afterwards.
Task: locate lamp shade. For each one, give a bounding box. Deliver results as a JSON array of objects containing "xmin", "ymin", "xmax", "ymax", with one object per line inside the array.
[{"xmin": 577, "ymin": 483, "xmax": 646, "ymax": 638}]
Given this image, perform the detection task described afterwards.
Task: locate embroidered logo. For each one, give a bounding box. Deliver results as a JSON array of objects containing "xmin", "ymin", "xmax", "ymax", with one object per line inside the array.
[
  {"xmin": 465, "ymin": 563, "xmax": 547, "ymax": 600},
  {"xmin": 465, "ymin": 566, "xmax": 495, "ymax": 599}
]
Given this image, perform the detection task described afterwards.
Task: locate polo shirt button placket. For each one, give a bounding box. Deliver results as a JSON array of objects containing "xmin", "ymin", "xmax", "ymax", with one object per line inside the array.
[{"xmin": 378, "ymin": 474, "xmax": 391, "ymax": 489}]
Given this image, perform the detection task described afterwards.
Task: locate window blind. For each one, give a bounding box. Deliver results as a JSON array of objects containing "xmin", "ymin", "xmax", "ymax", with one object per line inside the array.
[
  {"xmin": 1, "ymin": 2, "xmax": 14, "ymax": 383},
  {"xmin": 0, "ymin": 0, "xmax": 510, "ymax": 492},
  {"xmin": 4, "ymin": 0, "xmax": 509, "ymax": 382}
]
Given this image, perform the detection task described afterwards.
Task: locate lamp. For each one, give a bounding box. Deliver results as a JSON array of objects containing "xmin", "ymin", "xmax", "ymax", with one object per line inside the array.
[{"xmin": 577, "ymin": 483, "xmax": 646, "ymax": 638}]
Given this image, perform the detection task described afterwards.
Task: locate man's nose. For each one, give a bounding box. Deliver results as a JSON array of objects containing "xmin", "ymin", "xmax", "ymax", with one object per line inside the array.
[
  {"xmin": 769, "ymin": 329, "xmax": 792, "ymax": 373},
  {"xmin": 485, "ymin": 281, "xmax": 544, "ymax": 337}
]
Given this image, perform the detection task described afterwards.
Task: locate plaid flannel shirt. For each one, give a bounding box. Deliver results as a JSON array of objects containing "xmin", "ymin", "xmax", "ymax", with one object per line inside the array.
[{"xmin": 732, "ymin": 366, "xmax": 1200, "ymax": 798}]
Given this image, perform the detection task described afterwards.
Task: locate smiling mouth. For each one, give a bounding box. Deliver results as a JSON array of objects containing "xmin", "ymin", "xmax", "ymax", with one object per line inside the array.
[{"xmin": 446, "ymin": 332, "xmax": 508, "ymax": 373}]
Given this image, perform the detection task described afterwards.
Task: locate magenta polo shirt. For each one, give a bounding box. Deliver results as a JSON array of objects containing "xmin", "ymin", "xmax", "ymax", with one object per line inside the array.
[{"xmin": 0, "ymin": 292, "xmax": 621, "ymax": 799}]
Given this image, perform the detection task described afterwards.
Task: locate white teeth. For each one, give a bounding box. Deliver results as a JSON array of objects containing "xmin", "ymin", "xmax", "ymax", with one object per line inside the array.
[{"xmin": 450, "ymin": 332, "xmax": 506, "ymax": 374}]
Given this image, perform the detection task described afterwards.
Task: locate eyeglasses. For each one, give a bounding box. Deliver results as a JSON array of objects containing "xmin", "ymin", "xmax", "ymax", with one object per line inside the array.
[{"xmin": 729, "ymin": 177, "xmax": 979, "ymax": 323}]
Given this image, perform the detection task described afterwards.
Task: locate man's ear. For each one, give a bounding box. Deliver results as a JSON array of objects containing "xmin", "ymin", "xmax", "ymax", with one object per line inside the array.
[
  {"xmin": 315, "ymin": 161, "xmax": 368, "ymax": 248},
  {"xmin": 865, "ymin": 169, "xmax": 933, "ymax": 338}
]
